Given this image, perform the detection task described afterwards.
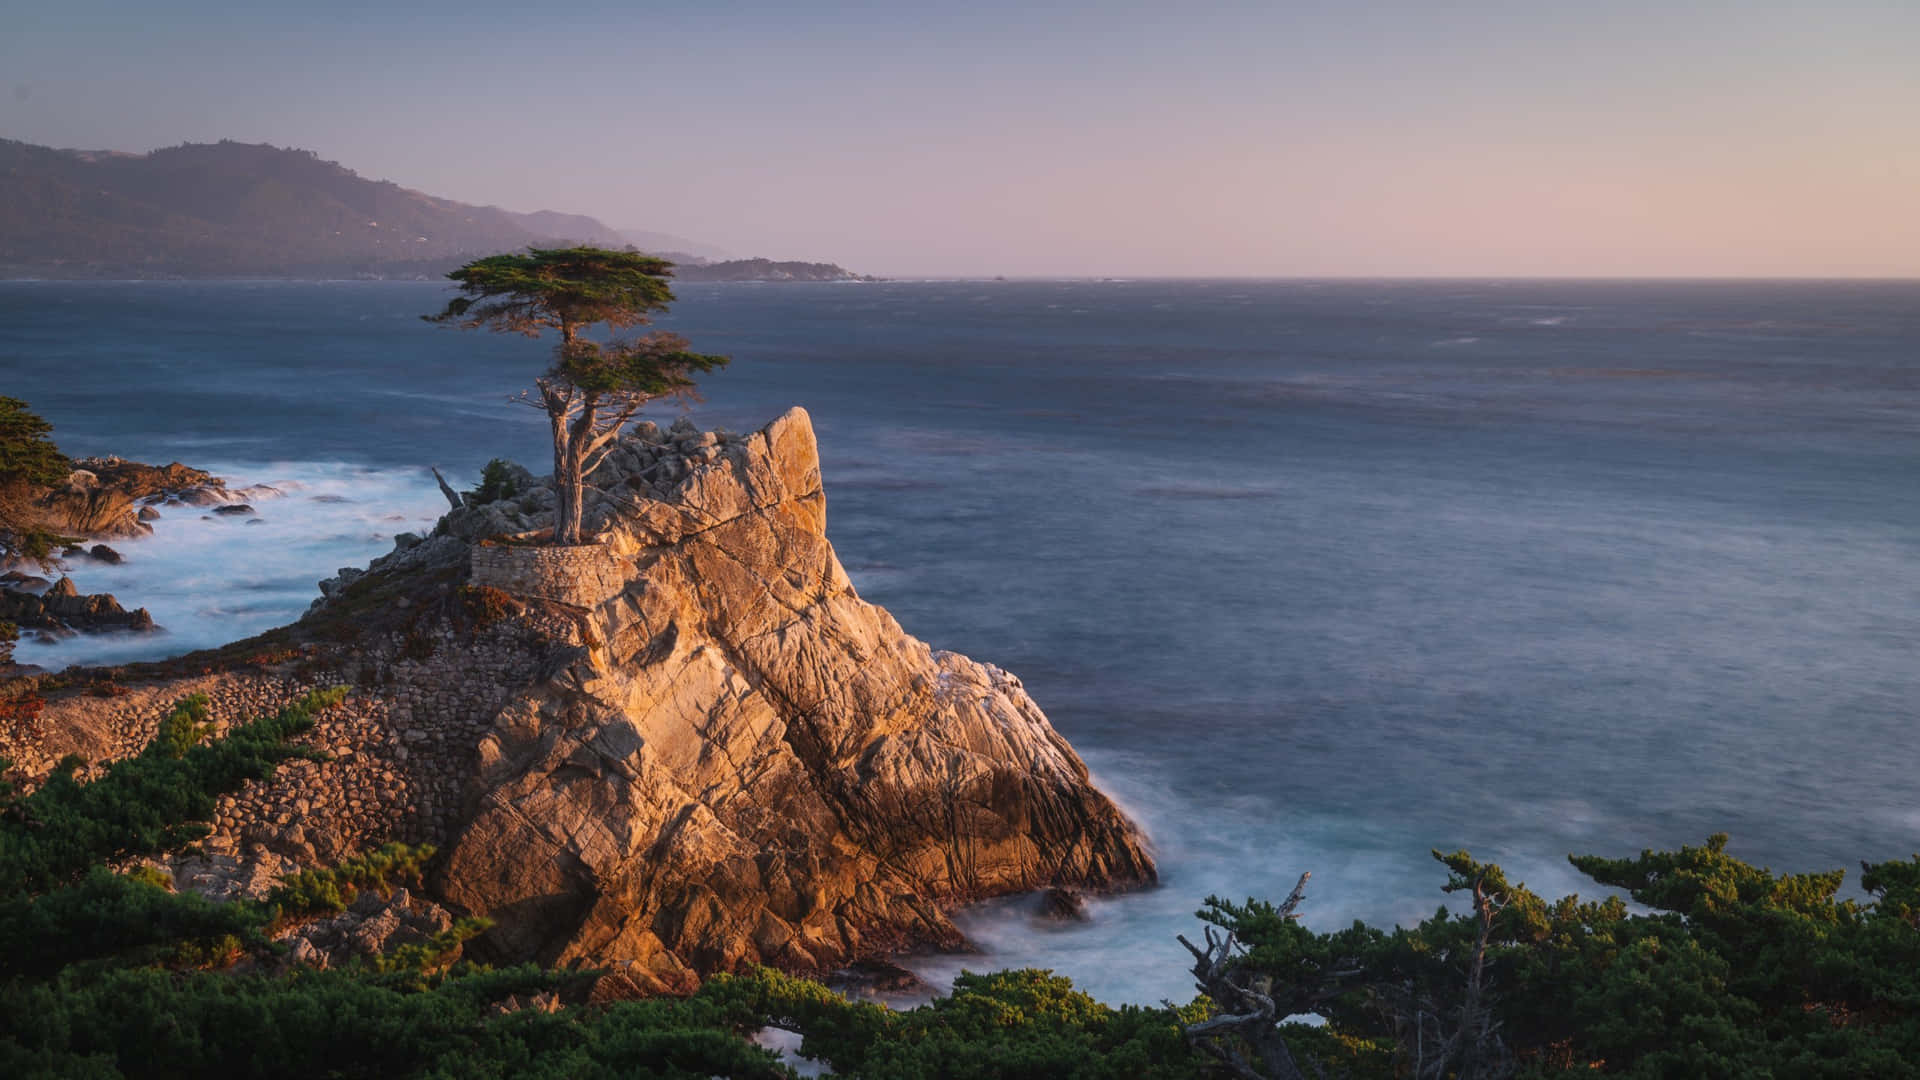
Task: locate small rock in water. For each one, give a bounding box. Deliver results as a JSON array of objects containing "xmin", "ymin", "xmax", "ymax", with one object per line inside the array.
[
  {"xmin": 1036, "ymin": 887, "xmax": 1090, "ymax": 923},
  {"xmin": 176, "ymin": 487, "xmax": 230, "ymax": 507},
  {"xmin": 212, "ymin": 504, "xmax": 255, "ymax": 516},
  {"xmin": 0, "ymin": 573, "xmax": 50, "ymax": 593},
  {"xmin": 829, "ymin": 959, "xmax": 931, "ymax": 997},
  {"xmin": 245, "ymin": 518, "xmax": 265, "ymax": 526},
  {"xmin": 88, "ymin": 544, "xmax": 125, "ymax": 564},
  {"xmin": 137, "ymin": 506, "xmax": 162, "ymax": 522}
]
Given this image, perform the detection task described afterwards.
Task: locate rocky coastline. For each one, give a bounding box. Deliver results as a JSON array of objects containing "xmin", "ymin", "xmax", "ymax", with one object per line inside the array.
[
  {"xmin": 0, "ymin": 408, "xmax": 1155, "ymax": 994},
  {"xmin": 0, "ymin": 455, "xmax": 284, "ymax": 655}
]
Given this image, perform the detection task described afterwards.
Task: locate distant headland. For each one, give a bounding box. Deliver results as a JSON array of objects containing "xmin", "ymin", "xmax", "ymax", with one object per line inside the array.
[{"xmin": 0, "ymin": 138, "xmax": 875, "ymax": 282}]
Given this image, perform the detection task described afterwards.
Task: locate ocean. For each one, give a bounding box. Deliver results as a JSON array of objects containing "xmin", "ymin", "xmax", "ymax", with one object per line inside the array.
[{"xmin": 4, "ymin": 278, "xmax": 1918, "ymax": 1004}]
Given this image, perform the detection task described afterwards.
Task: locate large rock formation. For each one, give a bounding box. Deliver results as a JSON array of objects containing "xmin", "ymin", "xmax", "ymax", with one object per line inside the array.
[
  {"xmin": 0, "ymin": 574, "xmax": 156, "ymax": 639},
  {"xmin": 26, "ymin": 458, "xmax": 251, "ymax": 542},
  {"xmin": 438, "ymin": 409, "xmax": 1154, "ymax": 990},
  {"xmin": 2, "ymin": 456, "xmax": 278, "ymax": 556},
  {"xmin": 8, "ymin": 408, "xmax": 1153, "ymax": 993}
]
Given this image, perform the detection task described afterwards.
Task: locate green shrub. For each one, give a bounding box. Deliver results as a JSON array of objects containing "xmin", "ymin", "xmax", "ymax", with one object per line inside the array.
[
  {"xmin": 698, "ymin": 966, "xmax": 1212, "ymax": 1080},
  {"xmin": 472, "ymin": 458, "xmax": 521, "ymax": 504},
  {"xmin": 268, "ymin": 842, "xmax": 436, "ymax": 917},
  {"xmin": 1202, "ymin": 837, "xmax": 1920, "ymax": 1078},
  {"xmin": 153, "ymin": 694, "xmax": 213, "ymax": 759},
  {"xmin": 0, "ymin": 687, "xmax": 344, "ymax": 897}
]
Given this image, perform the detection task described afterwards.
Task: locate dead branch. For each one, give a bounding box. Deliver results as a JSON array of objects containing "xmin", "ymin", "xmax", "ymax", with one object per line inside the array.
[
  {"xmin": 429, "ymin": 467, "xmax": 463, "ymax": 511},
  {"xmin": 1178, "ymin": 872, "xmax": 1317, "ymax": 1080},
  {"xmin": 1385, "ymin": 875, "xmax": 1515, "ymax": 1080}
]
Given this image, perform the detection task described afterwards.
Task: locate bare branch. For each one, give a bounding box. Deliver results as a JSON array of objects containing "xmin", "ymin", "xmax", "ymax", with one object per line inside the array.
[
  {"xmin": 429, "ymin": 467, "xmax": 463, "ymax": 511},
  {"xmin": 1180, "ymin": 881, "xmax": 1316, "ymax": 1080},
  {"xmin": 1277, "ymin": 871, "xmax": 1312, "ymax": 919}
]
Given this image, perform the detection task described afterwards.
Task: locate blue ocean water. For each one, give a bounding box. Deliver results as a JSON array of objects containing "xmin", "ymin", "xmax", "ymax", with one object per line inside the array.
[{"xmin": 4, "ymin": 278, "xmax": 1919, "ymax": 1003}]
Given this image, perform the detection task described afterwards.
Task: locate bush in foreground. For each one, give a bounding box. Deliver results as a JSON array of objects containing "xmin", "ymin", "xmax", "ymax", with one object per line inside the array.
[{"xmin": 3, "ymin": 688, "xmax": 1917, "ymax": 1077}]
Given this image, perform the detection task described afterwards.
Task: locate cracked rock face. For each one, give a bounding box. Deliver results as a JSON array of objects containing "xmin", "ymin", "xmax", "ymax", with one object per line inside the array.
[
  {"xmin": 433, "ymin": 407, "xmax": 1156, "ymax": 991},
  {"xmin": 11, "ymin": 408, "xmax": 1155, "ymax": 995}
]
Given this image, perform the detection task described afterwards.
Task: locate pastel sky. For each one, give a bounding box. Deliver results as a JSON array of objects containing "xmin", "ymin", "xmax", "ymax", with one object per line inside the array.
[{"xmin": 4, "ymin": 0, "xmax": 1916, "ymax": 277}]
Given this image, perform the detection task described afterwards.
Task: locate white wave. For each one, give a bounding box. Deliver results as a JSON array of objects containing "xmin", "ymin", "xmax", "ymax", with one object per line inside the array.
[{"xmin": 15, "ymin": 461, "xmax": 447, "ymax": 670}]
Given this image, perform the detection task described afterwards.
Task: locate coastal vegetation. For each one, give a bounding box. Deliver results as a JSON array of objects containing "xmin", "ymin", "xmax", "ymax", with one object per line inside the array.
[
  {"xmin": 0, "ymin": 397, "xmax": 73, "ymax": 575},
  {"xmin": 426, "ymin": 247, "xmax": 729, "ymax": 544},
  {"xmin": 3, "ymin": 688, "xmax": 1916, "ymax": 1077},
  {"xmin": 0, "ymin": 397, "xmax": 74, "ymax": 665}
]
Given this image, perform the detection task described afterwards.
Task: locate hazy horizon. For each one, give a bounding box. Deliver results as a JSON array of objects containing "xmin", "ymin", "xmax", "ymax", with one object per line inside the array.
[{"xmin": 5, "ymin": 0, "xmax": 1916, "ymax": 278}]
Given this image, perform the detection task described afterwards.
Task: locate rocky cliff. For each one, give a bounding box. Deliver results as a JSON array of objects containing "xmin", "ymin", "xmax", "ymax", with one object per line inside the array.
[{"xmin": 7, "ymin": 408, "xmax": 1154, "ymax": 992}]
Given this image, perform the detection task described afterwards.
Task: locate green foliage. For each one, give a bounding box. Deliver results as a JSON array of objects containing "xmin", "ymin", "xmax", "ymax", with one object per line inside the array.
[
  {"xmin": 1204, "ymin": 839, "xmax": 1920, "ymax": 1078},
  {"xmin": 152, "ymin": 694, "xmax": 214, "ymax": 759},
  {"xmin": 0, "ymin": 964, "xmax": 796, "ymax": 1079},
  {"xmin": 0, "ymin": 396, "xmax": 70, "ymax": 490},
  {"xmin": 0, "ymin": 867, "xmax": 268, "ymax": 978},
  {"xmin": 364, "ymin": 917, "xmax": 492, "ymax": 978},
  {"xmin": 426, "ymin": 246, "xmax": 729, "ymax": 411},
  {"xmin": 0, "ymin": 396, "xmax": 77, "ymax": 570},
  {"xmin": 9, "ymin": 673, "xmax": 1918, "ymax": 1078},
  {"xmin": 0, "ymin": 688, "xmax": 342, "ymax": 897},
  {"xmin": 554, "ymin": 331, "xmax": 728, "ymax": 399},
  {"xmin": 472, "ymin": 458, "xmax": 520, "ymax": 503},
  {"xmin": 699, "ymin": 966, "xmax": 1209, "ymax": 1079},
  {"xmin": 427, "ymin": 247, "xmax": 681, "ymax": 337},
  {"xmin": 0, "ymin": 687, "xmax": 799, "ymax": 1079},
  {"xmin": 267, "ymin": 842, "xmax": 436, "ymax": 917},
  {"xmin": 425, "ymin": 247, "xmax": 730, "ymax": 544},
  {"xmin": 5, "ymin": 524, "xmax": 74, "ymax": 568}
]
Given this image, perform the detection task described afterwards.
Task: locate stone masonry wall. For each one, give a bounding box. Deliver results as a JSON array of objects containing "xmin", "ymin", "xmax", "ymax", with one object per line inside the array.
[
  {"xmin": 20, "ymin": 608, "xmax": 582, "ymax": 901},
  {"xmin": 469, "ymin": 543, "xmax": 629, "ymax": 608}
]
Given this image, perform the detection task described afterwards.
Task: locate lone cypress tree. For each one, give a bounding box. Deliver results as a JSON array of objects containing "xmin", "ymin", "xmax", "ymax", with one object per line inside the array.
[{"xmin": 426, "ymin": 248, "xmax": 729, "ymax": 544}]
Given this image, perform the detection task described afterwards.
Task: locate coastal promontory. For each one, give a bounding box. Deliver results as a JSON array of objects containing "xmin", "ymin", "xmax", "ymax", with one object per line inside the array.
[{"xmin": 5, "ymin": 408, "xmax": 1154, "ymax": 991}]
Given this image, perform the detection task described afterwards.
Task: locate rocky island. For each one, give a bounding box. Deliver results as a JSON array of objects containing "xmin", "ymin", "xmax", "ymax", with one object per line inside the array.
[{"xmin": 2, "ymin": 408, "xmax": 1154, "ymax": 991}]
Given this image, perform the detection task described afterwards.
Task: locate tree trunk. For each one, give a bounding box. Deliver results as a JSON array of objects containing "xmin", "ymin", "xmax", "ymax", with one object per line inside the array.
[{"xmin": 549, "ymin": 409, "xmax": 583, "ymax": 545}]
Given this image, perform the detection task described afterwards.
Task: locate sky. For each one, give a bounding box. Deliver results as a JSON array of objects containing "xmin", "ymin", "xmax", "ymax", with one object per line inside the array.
[{"xmin": 3, "ymin": 0, "xmax": 1917, "ymax": 277}]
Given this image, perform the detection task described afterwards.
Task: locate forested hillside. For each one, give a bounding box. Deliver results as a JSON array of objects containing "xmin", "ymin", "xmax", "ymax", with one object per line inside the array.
[{"xmin": 0, "ymin": 139, "xmax": 624, "ymax": 278}]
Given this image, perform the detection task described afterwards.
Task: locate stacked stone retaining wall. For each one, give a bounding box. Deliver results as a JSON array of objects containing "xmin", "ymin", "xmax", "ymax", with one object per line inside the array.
[
  {"xmin": 470, "ymin": 543, "xmax": 628, "ymax": 608},
  {"xmin": 15, "ymin": 609, "xmax": 582, "ymax": 899}
]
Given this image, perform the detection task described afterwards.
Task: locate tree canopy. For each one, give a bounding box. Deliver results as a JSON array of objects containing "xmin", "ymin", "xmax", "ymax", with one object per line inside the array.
[
  {"xmin": 426, "ymin": 248, "xmax": 729, "ymax": 544},
  {"xmin": 0, "ymin": 397, "xmax": 69, "ymax": 491},
  {"xmin": 0, "ymin": 397, "xmax": 74, "ymax": 657}
]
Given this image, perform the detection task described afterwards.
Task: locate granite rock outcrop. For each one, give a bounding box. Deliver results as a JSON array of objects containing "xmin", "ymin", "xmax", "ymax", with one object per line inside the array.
[
  {"xmin": 0, "ymin": 574, "xmax": 156, "ymax": 639},
  {"xmin": 10, "ymin": 408, "xmax": 1155, "ymax": 992},
  {"xmin": 30, "ymin": 457, "xmax": 262, "ymax": 543}
]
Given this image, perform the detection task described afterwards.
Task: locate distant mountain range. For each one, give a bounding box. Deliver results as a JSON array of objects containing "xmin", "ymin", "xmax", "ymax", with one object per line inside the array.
[{"xmin": 0, "ymin": 139, "xmax": 873, "ymax": 282}]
